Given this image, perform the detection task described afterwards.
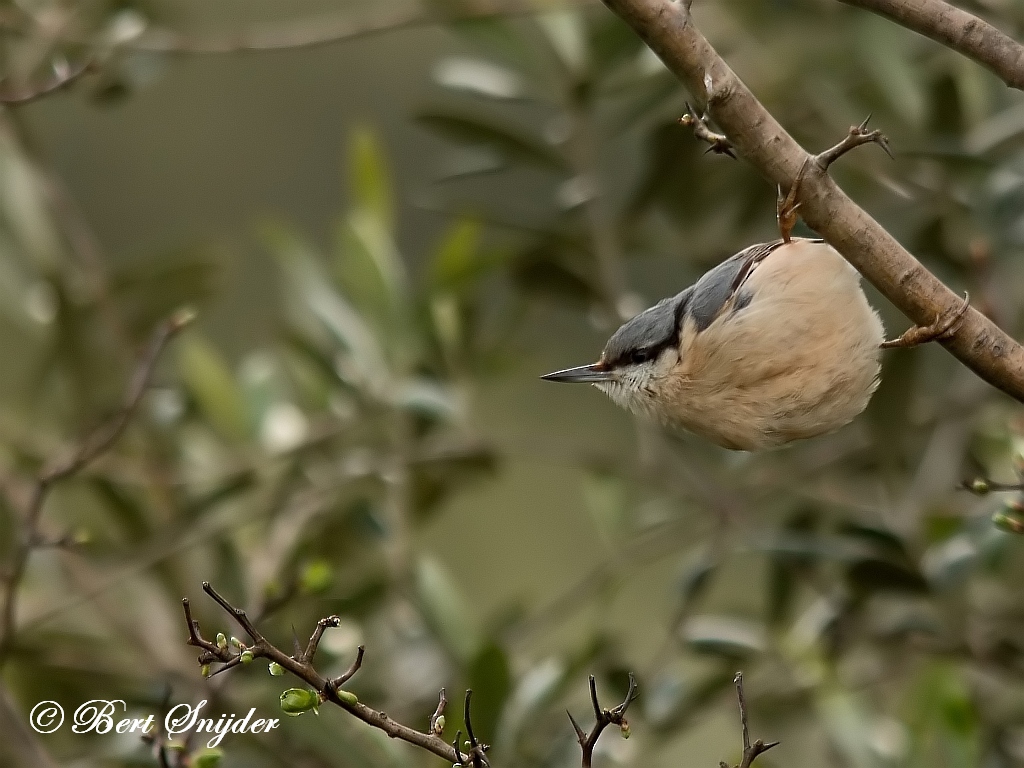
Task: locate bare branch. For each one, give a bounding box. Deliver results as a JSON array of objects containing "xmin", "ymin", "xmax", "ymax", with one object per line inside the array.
[
  {"xmin": 183, "ymin": 583, "xmax": 471, "ymax": 765},
  {"xmin": 566, "ymin": 673, "xmax": 639, "ymax": 768},
  {"xmin": 679, "ymin": 103, "xmax": 735, "ymax": 158},
  {"xmin": 0, "ymin": 311, "xmax": 192, "ymax": 664},
  {"xmin": 0, "ymin": 58, "xmax": 94, "ymax": 105},
  {"xmin": 301, "ymin": 615, "xmax": 342, "ymax": 664},
  {"xmin": 813, "ymin": 115, "xmax": 892, "ymax": 168},
  {"xmin": 598, "ymin": 0, "xmax": 1024, "ymax": 403},
  {"xmin": 839, "ymin": 0, "xmax": 1024, "ymax": 91},
  {"xmin": 725, "ymin": 673, "xmax": 779, "ymax": 768}
]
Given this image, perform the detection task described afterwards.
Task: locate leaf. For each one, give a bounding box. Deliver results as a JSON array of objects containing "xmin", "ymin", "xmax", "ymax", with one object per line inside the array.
[
  {"xmin": 537, "ymin": 10, "xmax": 587, "ymax": 74},
  {"xmin": 348, "ymin": 127, "xmax": 394, "ymax": 231},
  {"xmin": 846, "ymin": 558, "xmax": 929, "ymax": 595},
  {"xmin": 433, "ymin": 57, "xmax": 527, "ymax": 100},
  {"xmin": 267, "ymin": 223, "xmax": 390, "ymax": 390},
  {"xmin": 417, "ymin": 111, "xmax": 568, "ymax": 171},
  {"xmin": 410, "ymin": 443, "xmax": 498, "ymax": 518},
  {"xmin": 681, "ymin": 615, "xmax": 766, "ymax": 658},
  {"xmin": 467, "ymin": 642, "xmax": 512, "ymax": 744},
  {"xmin": 415, "ymin": 555, "xmax": 481, "ymax": 664},
  {"xmin": 177, "ymin": 332, "xmax": 251, "ymax": 442},
  {"xmin": 431, "ymin": 218, "xmax": 484, "ymax": 291}
]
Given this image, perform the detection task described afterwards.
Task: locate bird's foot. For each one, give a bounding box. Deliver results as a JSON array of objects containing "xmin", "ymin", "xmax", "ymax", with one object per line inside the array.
[
  {"xmin": 815, "ymin": 115, "xmax": 893, "ymax": 170},
  {"xmin": 880, "ymin": 292, "xmax": 970, "ymax": 349},
  {"xmin": 776, "ymin": 161, "xmax": 808, "ymax": 244}
]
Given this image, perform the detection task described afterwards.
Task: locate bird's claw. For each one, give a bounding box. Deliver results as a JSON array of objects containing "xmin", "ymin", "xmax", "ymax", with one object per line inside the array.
[
  {"xmin": 776, "ymin": 161, "xmax": 808, "ymax": 243},
  {"xmin": 881, "ymin": 291, "xmax": 970, "ymax": 349}
]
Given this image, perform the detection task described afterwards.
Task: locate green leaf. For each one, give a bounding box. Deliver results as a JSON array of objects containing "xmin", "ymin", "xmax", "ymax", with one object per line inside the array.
[
  {"xmin": 268, "ymin": 224, "xmax": 390, "ymax": 389},
  {"xmin": 431, "ymin": 219, "xmax": 484, "ymax": 291},
  {"xmin": 681, "ymin": 615, "xmax": 766, "ymax": 658},
  {"xmin": 467, "ymin": 643, "xmax": 512, "ymax": 744},
  {"xmin": 415, "ymin": 555, "xmax": 481, "ymax": 664},
  {"xmin": 417, "ymin": 111, "xmax": 568, "ymax": 171},
  {"xmin": 348, "ymin": 128, "xmax": 394, "ymax": 231},
  {"xmin": 177, "ymin": 332, "xmax": 251, "ymax": 442},
  {"xmin": 433, "ymin": 57, "xmax": 526, "ymax": 101}
]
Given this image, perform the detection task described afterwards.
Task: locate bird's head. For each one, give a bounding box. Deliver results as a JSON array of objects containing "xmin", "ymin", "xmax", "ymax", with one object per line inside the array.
[{"xmin": 541, "ymin": 291, "xmax": 690, "ymax": 418}]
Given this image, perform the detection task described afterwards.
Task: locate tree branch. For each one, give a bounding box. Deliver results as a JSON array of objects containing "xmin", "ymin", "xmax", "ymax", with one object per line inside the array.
[
  {"xmin": 722, "ymin": 672, "xmax": 778, "ymax": 768},
  {"xmin": 0, "ymin": 310, "xmax": 193, "ymax": 664},
  {"xmin": 599, "ymin": 0, "xmax": 1024, "ymax": 403},
  {"xmin": 839, "ymin": 0, "xmax": 1024, "ymax": 91},
  {"xmin": 566, "ymin": 674, "xmax": 639, "ymax": 768},
  {"xmin": 183, "ymin": 582, "xmax": 472, "ymax": 765},
  {"xmin": 0, "ymin": 58, "xmax": 94, "ymax": 105}
]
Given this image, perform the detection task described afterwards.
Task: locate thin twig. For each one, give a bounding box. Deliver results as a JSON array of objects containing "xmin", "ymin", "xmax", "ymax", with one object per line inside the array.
[
  {"xmin": 566, "ymin": 673, "xmax": 639, "ymax": 768},
  {"xmin": 182, "ymin": 582, "xmax": 471, "ymax": 765},
  {"xmin": 721, "ymin": 672, "xmax": 779, "ymax": 768},
  {"xmin": 598, "ymin": 0, "xmax": 1024, "ymax": 403},
  {"xmin": 430, "ymin": 689, "xmax": 447, "ymax": 736},
  {"xmin": 813, "ymin": 115, "xmax": 893, "ymax": 168},
  {"xmin": 679, "ymin": 103, "xmax": 736, "ymax": 158},
  {"xmin": 0, "ymin": 58, "xmax": 94, "ymax": 105},
  {"xmin": 0, "ymin": 310, "xmax": 193, "ymax": 664}
]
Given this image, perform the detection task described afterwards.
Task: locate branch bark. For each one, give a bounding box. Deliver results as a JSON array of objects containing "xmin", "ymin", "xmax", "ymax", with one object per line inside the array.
[
  {"xmin": 183, "ymin": 583, "xmax": 474, "ymax": 765},
  {"xmin": 839, "ymin": 0, "xmax": 1024, "ymax": 91},
  {"xmin": 599, "ymin": 0, "xmax": 1024, "ymax": 403}
]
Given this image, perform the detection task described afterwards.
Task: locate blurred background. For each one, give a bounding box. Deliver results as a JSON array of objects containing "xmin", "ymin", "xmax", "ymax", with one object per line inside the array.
[{"xmin": 3, "ymin": 0, "xmax": 1024, "ymax": 766}]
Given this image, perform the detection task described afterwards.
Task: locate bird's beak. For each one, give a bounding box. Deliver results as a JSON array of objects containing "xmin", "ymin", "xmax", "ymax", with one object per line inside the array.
[{"xmin": 540, "ymin": 362, "xmax": 614, "ymax": 383}]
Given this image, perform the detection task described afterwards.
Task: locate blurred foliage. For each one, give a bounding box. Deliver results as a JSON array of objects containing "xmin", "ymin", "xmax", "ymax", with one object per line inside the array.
[{"xmin": 6, "ymin": 1, "xmax": 1024, "ymax": 768}]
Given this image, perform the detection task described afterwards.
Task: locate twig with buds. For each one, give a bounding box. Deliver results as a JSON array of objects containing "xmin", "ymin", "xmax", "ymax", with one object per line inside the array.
[
  {"xmin": 567, "ymin": 674, "xmax": 639, "ymax": 768},
  {"xmin": 182, "ymin": 582, "xmax": 476, "ymax": 764}
]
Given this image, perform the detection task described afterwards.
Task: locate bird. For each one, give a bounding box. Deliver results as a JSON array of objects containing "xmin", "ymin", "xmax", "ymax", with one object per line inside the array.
[{"xmin": 542, "ymin": 236, "xmax": 885, "ymax": 451}]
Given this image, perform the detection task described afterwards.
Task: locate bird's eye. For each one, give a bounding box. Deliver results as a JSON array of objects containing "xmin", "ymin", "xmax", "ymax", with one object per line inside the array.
[{"xmin": 629, "ymin": 348, "xmax": 655, "ymax": 365}]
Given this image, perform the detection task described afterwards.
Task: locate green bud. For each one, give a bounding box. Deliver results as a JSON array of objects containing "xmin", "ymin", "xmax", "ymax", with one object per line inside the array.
[
  {"xmin": 969, "ymin": 478, "xmax": 990, "ymax": 495},
  {"xmin": 620, "ymin": 721, "xmax": 631, "ymax": 739},
  {"xmin": 280, "ymin": 688, "xmax": 320, "ymax": 716},
  {"xmin": 269, "ymin": 662, "xmax": 285, "ymax": 676},
  {"xmin": 993, "ymin": 507, "xmax": 1024, "ymax": 534},
  {"xmin": 230, "ymin": 636, "xmax": 242, "ymax": 649},
  {"xmin": 194, "ymin": 749, "xmax": 224, "ymax": 768},
  {"xmin": 216, "ymin": 633, "xmax": 227, "ymax": 649},
  {"xmin": 433, "ymin": 714, "xmax": 446, "ymax": 734},
  {"xmin": 200, "ymin": 664, "xmax": 211, "ymax": 678},
  {"xmin": 240, "ymin": 650, "xmax": 254, "ymax": 664},
  {"xmin": 334, "ymin": 688, "xmax": 358, "ymax": 705}
]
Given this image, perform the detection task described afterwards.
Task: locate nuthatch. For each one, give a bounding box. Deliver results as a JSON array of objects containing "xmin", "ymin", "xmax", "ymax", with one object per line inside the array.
[{"xmin": 542, "ymin": 237, "xmax": 886, "ymax": 451}]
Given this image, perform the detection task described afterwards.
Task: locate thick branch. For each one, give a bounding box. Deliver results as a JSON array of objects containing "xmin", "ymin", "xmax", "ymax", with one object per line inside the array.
[
  {"xmin": 600, "ymin": 0, "xmax": 1024, "ymax": 403},
  {"xmin": 839, "ymin": 0, "xmax": 1024, "ymax": 91},
  {"xmin": 0, "ymin": 311, "xmax": 192, "ymax": 664},
  {"xmin": 183, "ymin": 583, "xmax": 470, "ymax": 765}
]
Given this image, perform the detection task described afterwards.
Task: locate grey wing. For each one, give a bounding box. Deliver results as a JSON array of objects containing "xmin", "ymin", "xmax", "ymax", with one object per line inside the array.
[{"xmin": 687, "ymin": 239, "xmax": 793, "ymax": 331}]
